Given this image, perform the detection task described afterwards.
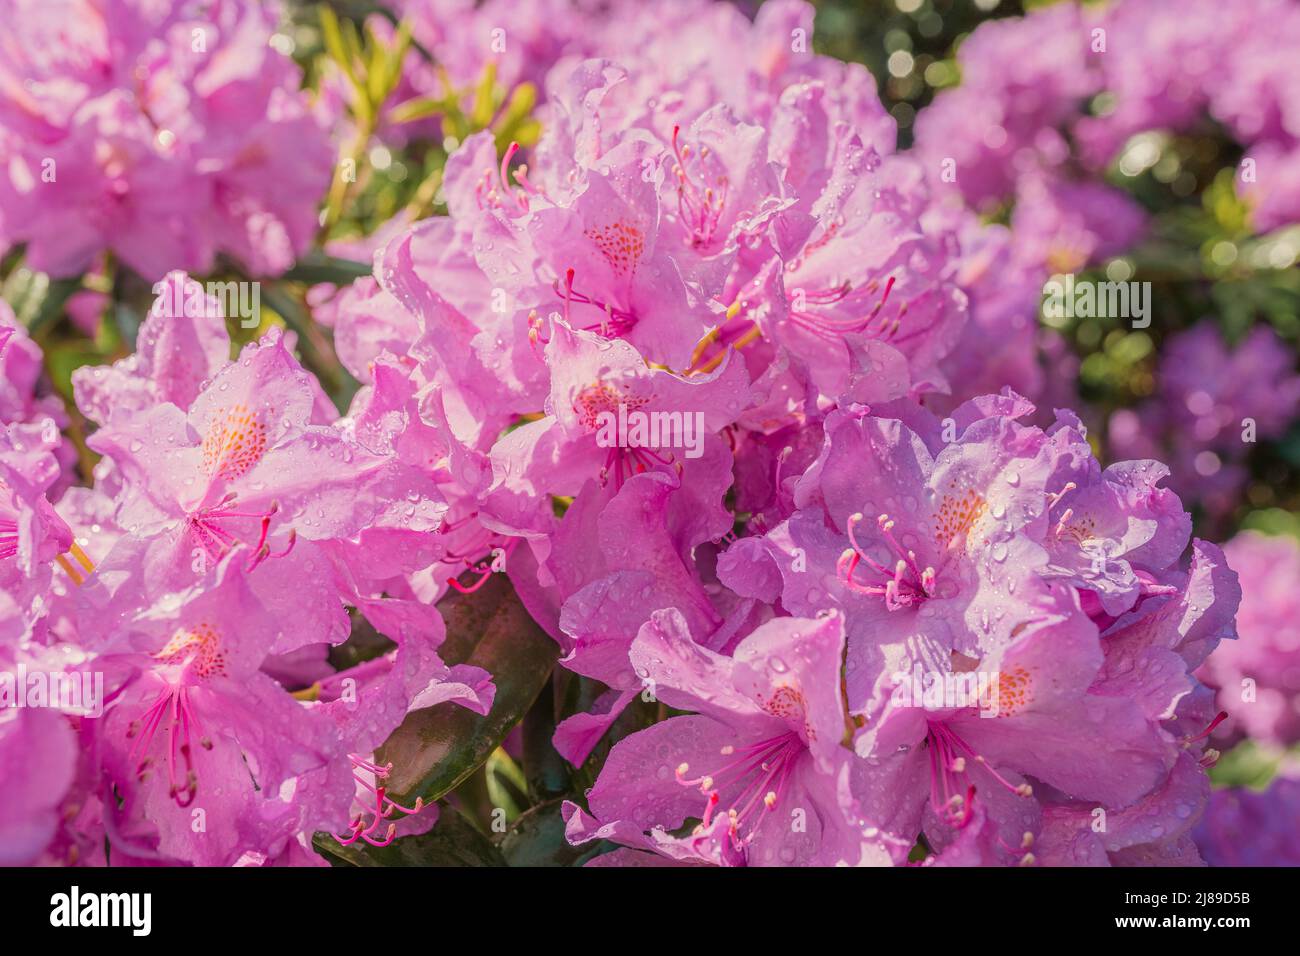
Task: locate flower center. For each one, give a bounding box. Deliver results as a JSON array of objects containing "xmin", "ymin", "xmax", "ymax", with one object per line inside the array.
[
  {"xmin": 201, "ymin": 404, "xmax": 268, "ymax": 483},
  {"xmin": 185, "ymin": 491, "xmax": 296, "ymax": 572},
  {"xmin": 473, "ymin": 141, "xmax": 537, "ymax": 212},
  {"xmin": 838, "ymin": 512, "xmax": 941, "ymax": 611},
  {"xmin": 573, "ymin": 382, "xmax": 652, "ymax": 431},
  {"xmin": 155, "ymin": 622, "xmax": 229, "ymax": 678},
  {"xmin": 932, "ymin": 488, "xmax": 988, "ymax": 552},
  {"xmin": 553, "ymin": 268, "xmax": 639, "ymax": 339},
  {"xmin": 125, "ymin": 623, "xmax": 227, "ymax": 807},
  {"xmin": 570, "ymin": 382, "xmax": 678, "ymax": 489},
  {"xmin": 674, "ymin": 731, "xmax": 804, "ymax": 856},
  {"xmin": 924, "ymin": 720, "xmax": 1034, "ymax": 829},
  {"xmin": 334, "ymin": 755, "xmax": 426, "ymax": 848},
  {"xmin": 585, "ymin": 216, "xmax": 646, "ymax": 279},
  {"xmin": 671, "ymin": 125, "xmax": 730, "ymax": 252}
]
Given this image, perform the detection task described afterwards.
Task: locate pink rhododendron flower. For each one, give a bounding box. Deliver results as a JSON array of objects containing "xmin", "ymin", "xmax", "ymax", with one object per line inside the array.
[{"xmin": 566, "ymin": 610, "xmax": 901, "ymax": 866}]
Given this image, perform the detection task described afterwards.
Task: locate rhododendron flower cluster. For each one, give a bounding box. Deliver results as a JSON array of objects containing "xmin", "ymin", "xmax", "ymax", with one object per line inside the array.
[
  {"xmin": 0, "ymin": 0, "xmax": 333, "ymax": 279},
  {"xmin": 0, "ymin": 0, "xmax": 1297, "ymax": 872}
]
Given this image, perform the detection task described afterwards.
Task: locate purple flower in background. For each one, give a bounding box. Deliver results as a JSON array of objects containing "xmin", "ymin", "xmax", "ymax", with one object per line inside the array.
[
  {"xmin": 1110, "ymin": 325, "xmax": 1300, "ymax": 518},
  {"xmin": 1009, "ymin": 175, "xmax": 1147, "ymax": 276},
  {"xmin": 1198, "ymin": 532, "xmax": 1300, "ymax": 748},
  {"xmin": 913, "ymin": 2, "xmax": 1099, "ymax": 209},
  {"xmin": 1072, "ymin": 0, "xmax": 1231, "ymax": 166},
  {"xmin": 1194, "ymin": 777, "xmax": 1300, "ymax": 866}
]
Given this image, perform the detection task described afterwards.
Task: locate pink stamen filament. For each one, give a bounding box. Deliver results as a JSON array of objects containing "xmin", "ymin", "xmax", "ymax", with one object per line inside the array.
[
  {"xmin": 335, "ymin": 755, "xmax": 426, "ymax": 848},
  {"xmin": 789, "ymin": 275, "xmax": 900, "ymax": 341},
  {"xmin": 837, "ymin": 512, "xmax": 940, "ymax": 610},
  {"xmin": 925, "ymin": 721, "xmax": 1033, "ymax": 829},
  {"xmin": 671, "ymin": 125, "xmax": 728, "ymax": 250},
  {"xmin": 186, "ymin": 494, "xmax": 295, "ymax": 571},
  {"xmin": 473, "ymin": 141, "xmax": 533, "ymax": 213},
  {"xmin": 128, "ymin": 682, "xmax": 203, "ymax": 808},
  {"xmin": 1047, "ymin": 482, "xmax": 1077, "ymax": 511},
  {"xmin": 0, "ymin": 523, "xmax": 17, "ymax": 560},
  {"xmin": 438, "ymin": 511, "xmax": 481, "ymax": 535},
  {"xmin": 1185, "ymin": 711, "xmax": 1230, "ymax": 745},
  {"xmin": 553, "ymin": 269, "xmax": 638, "ymax": 338},
  {"xmin": 675, "ymin": 733, "xmax": 802, "ymax": 851},
  {"xmin": 447, "ymin": 537, "xmax": 519, "ymax": 594},
  {"xmin": 598, "ymin": 442, "xmax": 674, "ymax": 492},
  {"xmin": 993, "ymin": 826, "xmax": 1037, "ymax": 866}
]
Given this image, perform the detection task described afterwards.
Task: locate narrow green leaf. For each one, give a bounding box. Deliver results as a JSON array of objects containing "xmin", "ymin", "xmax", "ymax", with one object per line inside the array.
[
  {"xmin": 23, "ymin": 276, "xmax": 82, "ymax": 339},
  {"xmin": 388, "ymin": 96, "xmax": 449, "ymax": 125},
  {"xmin": 280, "ymin": 252, "xmax": 373, "ymax": 286},
  {"xmin": 383, "ymin": 21, "xmax": 414, "ymax": 103},
  {"xmin": 520, "ymin": 678, "xmax": 572, "ymax": 801},
  {"xmin": 318, "ymin": 7, "xmax": 356, "ymax": 85},
  {"xmin": 470, "ymin": 61, "xmax": 499, "ymax": 129}
]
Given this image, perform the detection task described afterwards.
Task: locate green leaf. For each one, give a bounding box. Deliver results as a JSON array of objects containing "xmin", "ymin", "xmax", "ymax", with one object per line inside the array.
[
  {"xmin": 280, "ymin": 252, "xmax": 373, "ymax": 286},
  {"xmin": 520, "ymin": 678, "xmax": 572, "ymax": 801},
  {"xmin": 485, "ymin": 747, "xmax": 529, "ymax": 822},
  {"xmin": 388, "ymin": 95, "xmax": 452, "ymax": 125},
  {"xmin": 1208, "ymin": 740, "xmax": 1283, "ymax": 790},
  {"xmin": 1204, "ymin": 168, "xmax": 1251, "ymax": 237},
  {"xmin": 43, "ymin": 341, "xmax": 101, "ymax": 403},
  {"xmin": 376, "ymin": 572, "xmax": 559, "ymax": 805},
  {"xmin": 1241, "ymin": 508, "xmax": 1300, "ymax": 541},
  {"xmin": 497, "ymin": 799, "xmax": 586, "ymax": 867},
  {"xmin": 314, "ymin": 804, "xmax": 506, "ymax": 867},
  {"xmin": 380, "ymin": 21, "xmax": 414, "ymax": 104},
  {"xmin": 364, "ymin": 21, "xmax": 390, "ymax": 107},
  {"xmin": 341, "ymin": 18, "xmax": 366, "ymax": 82},
  {"xmin": 318, "ymin": 7, "xmax": 357, "ymax": 86},
  {"xmin": 8, "ymin": 273, "xmax": 81, "ymax": 338},
  {"xmin": 470, "ymin": 61, "xmax": 499, "ymax": 130},
  {"xmin": 493, "ymin": 82, "xmax": 537, "ymax": 150}
]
